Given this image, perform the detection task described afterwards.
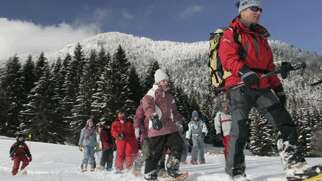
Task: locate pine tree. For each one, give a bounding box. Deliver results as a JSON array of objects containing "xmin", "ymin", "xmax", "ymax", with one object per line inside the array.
[
  {"xmin": 49, "ymin": 58, "xmax": 68, "ymax": 143},
  {"xmin": 1, "ymin": 56, "xmax": 24, "ymax": 136},
  {"xmin": 73, "ymin": 43, "xmax": 86, "ymax": 95},
  {"xmin": 111, "ymin": 45, "xmax": 135, "ymax": 117},
  {"xmin": 21, "ymin": 55, "xmax": 36, "ymax": 101},
  {"xmin": 0, "ymin": 85, "xmax": 9, "ymax": 134},
  {"xmin": 20, "ymin": 60, "xmax": 59, "ymax": 142},
  {"xmin": 70, "ymin": 50, "xmax": 99, "ymax": 143},
  {"xmin": 295, "ymin": 108, "xmax": 313, "ymax": 156},
  {"xmin": 91, "ymin": 53, "xmax": 115, "ymax": 125},
  {"xmin": 35, "ymin": 52, "xmax": 47, "ymax": 82},
  {"xmin": 142, "ymin": 60, "xmax": 159, "ymax": 94},
  {"xmin": 128, "ymin": 66, "xmax": 143, "ymax": 108},
  {"xmin": 249, "ymin": 109, "xmax": 277, "ymax": 156},
  {"xmin": 61, "ymin": 53, "xmax": 79, "ymax": 143},
  {"xmin": 63, "ymin": 44, "xmax": 86, "ymax": 135}
]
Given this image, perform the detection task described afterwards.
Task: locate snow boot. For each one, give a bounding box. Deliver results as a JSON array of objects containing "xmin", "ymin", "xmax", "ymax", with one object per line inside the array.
[
  {"xmin": 90, "ymin": 164, "xmax": 95, "ymax": 172},
  {"xmin": 144, "ymin": 170, "xmax": 158, "ymax": 181},
  {"xmin": 230, "ymin": 174, "xmax": 249, "ymax": 181},
  {"xmin": 166, "ymin": 156, "xmax": 185, "ymax": 178},
  {"xmin": 277, "ymin": 140, "xmax": 307, "ymax": 171},
  {"xmin": 190, "ymin": 160, "xmax": 198, "ymax": 165},
  {"xmin": 81, "ymin": 164, "xmax": 87, "ymax": 172}
]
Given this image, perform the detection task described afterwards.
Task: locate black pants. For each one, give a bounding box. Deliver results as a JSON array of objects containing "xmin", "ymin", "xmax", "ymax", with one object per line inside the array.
[
  {"xmin": 144, "ymin": 132, "xmax": 185, "ymax": 174},
  {"xmin": 226, "ymin": 87, "xmax": 301, "ymax": 176},
  {"xmin": 100, "ymin": 148, "xmax": 114, "ymax": 170}
]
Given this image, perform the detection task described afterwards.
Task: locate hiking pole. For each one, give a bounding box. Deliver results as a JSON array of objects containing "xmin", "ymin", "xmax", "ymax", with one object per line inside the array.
[
  {"xmin": 262, "ymin": 62, "xmax": 306, "ymax": 78},
  {"xmin": 310, "ymin": 80, "xmax": 322, "ymax": 86},
  {"xmin": 215, "ymin": 62, "xmax": 306, "ymax": 95}
]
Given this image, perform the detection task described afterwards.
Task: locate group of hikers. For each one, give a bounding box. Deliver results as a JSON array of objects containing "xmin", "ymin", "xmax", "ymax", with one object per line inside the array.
[
  {"xmin": 77, "ymin": 68, "xmax": 231, "ymax": 178},
  {"xmin": 8, "ymin": 0, "xmax": 310, "ymax": 181}
]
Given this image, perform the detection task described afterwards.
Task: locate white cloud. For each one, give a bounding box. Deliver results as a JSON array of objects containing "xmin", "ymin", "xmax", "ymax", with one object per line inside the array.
[
  {"xmin": 122, "ymin": 11, "xmax": 135, "ymax": 20},
  {"xmin": 0, "ymin": 17, "xmax": 100, "ymax": 62},
  {"xmin": 179, "ymin": 5, "xmax": 204, "ymax": 19}
]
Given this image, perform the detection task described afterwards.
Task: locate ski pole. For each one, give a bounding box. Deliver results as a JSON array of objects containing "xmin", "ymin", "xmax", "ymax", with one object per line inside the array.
[
  {"xmin": 310, "ymin": 80, "xmax": 322, "ymax": 86},
  {"xmin": 215, "ymin": 62, "xmax": 306, "ymax": 95}
]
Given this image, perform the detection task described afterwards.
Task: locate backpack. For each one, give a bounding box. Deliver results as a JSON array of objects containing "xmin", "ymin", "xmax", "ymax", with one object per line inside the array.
[{"xmin": 208, "ymin": 27, "xmax": 245, "ymax": 94}]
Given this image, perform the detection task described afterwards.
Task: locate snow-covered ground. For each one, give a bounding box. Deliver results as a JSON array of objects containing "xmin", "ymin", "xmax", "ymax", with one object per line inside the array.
[{"xmin": 0, "ymin": 136, "xmax": 321, "ymax": 181}]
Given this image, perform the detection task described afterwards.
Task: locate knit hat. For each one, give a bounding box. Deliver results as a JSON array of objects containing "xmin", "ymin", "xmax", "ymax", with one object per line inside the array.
[
  {"xmin": 191, "ymin": 110, "xmax": 199, "ymax": 119},
  {"xmin": 154, "ymin": 69, "xmax": 169, "ymax": 83},
  {"xmin": 237, "ymin": 0, "xmax": 261, "ymax": 13}
]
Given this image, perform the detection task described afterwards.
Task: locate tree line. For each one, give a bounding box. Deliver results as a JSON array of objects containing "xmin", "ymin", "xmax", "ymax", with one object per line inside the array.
[{"xmin": 0, "ymin": 44, "xmax": 198, "ymax": 144}]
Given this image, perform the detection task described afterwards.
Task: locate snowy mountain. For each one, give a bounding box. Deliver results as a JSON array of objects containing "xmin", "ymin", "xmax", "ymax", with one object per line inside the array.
[
  {"xmin": 43, "ymin": 32, "xmax": 322, "ymax": 110},
  {"xmin": 1, "ymin": 136, "xmax": 321, "ymax": 181},
  {"xmin": 3, "ymin": 31, "xmax": 322, "ymax": 114}
]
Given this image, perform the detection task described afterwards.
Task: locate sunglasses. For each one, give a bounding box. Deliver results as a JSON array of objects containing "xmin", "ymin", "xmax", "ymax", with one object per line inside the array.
[{"xmin": 249, "ymin": 6, "xmax": 263, "ymax": 13}]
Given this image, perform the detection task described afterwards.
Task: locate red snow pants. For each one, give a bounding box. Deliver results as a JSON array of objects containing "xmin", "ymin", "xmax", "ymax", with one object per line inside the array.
[
  {"xmin": 223, "ymin": 135, "xmax": 230, "ymax": 160},
  {"xmin": 115, "ymin": 140, "xmax": 138, "ymax": 170},
  {"xmin": 12, "ymin": 156, "xmax": 29, "ymax": 175}
]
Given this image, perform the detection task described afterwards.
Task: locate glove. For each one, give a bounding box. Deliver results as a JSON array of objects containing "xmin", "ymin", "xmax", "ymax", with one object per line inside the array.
[
  {"xmin": 280, "ymin": 62, "xmax": 293, "ymax": 79},
  {"xmin": 118, "ymin": 132, "xmax": 125, "ymax": 140},
  {"xmin": 95, "ymin": 144, "xmax": 101, "ymax": 152},
  {"xmin": 79, "ymin": 144, "xmax": 84, "ymax": 152},
  {"xmin": 273, "ymin": 85, "xmax": 287, "ymax": 107},
  {"xmin": 202, "ymin": 132, "xmax": 206, "ymax": 138},
  {"xmin": 28, "ymin": 157, "xmax": 32, "ymax": 162},
  {"xmin": 239, "ymin": 65, "xmax": 260, "ymax": 88},
  {"xmin": 150, "ymin": 114, "xmax": 162, "ymax": 130}
]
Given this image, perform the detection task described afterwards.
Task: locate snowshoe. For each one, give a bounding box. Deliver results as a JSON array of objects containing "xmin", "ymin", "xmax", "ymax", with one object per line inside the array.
[
  {"xmin": 166, "ymin": 171, "xmax": 189, "ymax": 181},
  {"xmin": 286, "ymin": 165, "xmax": 322, "ymax": 181}
]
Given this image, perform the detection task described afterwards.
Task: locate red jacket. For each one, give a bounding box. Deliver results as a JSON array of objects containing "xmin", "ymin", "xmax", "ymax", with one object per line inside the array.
[
  {"xmin": 219, "ymin": 16, "xmax": 281, "ymax": 90},
  {"xmin": 10, "ymin": 141, "xmax": 31, "ymax": 159},
  {"xmin": 100, "ymin": 128, "xmax": 114, "ymax": 150},
  {"xmin": 111, "ymin": 118, "xmax": 137, "ymax": 143}
]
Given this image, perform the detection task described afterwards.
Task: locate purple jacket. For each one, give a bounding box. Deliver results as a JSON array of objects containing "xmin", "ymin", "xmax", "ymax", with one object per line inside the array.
[{"xmin": 142, "ymin": 85, "xmax": 183, "ymax": 138}]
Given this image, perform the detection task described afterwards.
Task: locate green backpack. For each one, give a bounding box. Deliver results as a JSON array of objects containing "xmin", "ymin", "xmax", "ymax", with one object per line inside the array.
[{"xmin": 208, "ymin": 27, "xmax": 245, "ymax": 93}]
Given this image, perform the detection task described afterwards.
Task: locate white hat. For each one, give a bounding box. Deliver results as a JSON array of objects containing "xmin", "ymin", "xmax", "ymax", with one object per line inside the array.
[
  {"xmin": 154, "ymin": 69, "xmax": 169, "ymax": 83},
  {"xmin": 238, "ymin": 0, "xmax": 261, "ymax": 13}
]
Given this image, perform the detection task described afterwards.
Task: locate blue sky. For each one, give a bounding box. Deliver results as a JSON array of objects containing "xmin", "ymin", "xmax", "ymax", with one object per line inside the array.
[{"xmin": 0, "ymin": 0, "xmax": 322, "ymax": 59}]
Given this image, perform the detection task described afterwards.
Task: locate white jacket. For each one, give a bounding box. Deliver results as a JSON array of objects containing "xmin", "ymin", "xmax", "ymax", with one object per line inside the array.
[
  {"xmin": 214, "ymin": 111, "xmax": 232, "ymax": 136},
  {"xmin": 186, "ymin": 120, "xmax": 208, "ymax": 139}
]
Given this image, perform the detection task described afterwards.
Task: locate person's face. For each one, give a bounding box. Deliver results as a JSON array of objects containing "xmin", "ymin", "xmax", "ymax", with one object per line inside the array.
[
  {"xmin": 118, "ymin": 112, "xmax": 125, "ymax": 119},
  {"xmin": 240, "ymin": 6, "xmax": 262, "ymax": 24},
  {"xmin": 223, "ymin": 106, "xmax": 229, "ymax": 113},
  {"xmin": 18, "ymin": 137, "xmax": 24, "ymax": 142},
  {"xmin": 88, "ymin": 121, "xmax": 94, "ymax": 128},
  {"xmin": 159, "ymin": 80, "xmax": 170, "ymax": 91}
]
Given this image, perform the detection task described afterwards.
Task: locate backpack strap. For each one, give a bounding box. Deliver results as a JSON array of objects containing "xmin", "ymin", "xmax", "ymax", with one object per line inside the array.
[{"xmin": 228, "ymin": 26, "xmax": 247, "ymax": 60}]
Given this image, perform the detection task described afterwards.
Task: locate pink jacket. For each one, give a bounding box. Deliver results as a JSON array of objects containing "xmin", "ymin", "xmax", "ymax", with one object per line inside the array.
[{"xmin": 142, "ymin": 85, "xmax": 183, "ymax": 138}]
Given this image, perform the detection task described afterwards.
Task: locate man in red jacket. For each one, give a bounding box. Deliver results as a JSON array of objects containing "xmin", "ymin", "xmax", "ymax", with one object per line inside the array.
[
  {"xmin": 111, "ymin": 110, "xmax": 138, "ymax": 173},
  {"xmin": 218, "ymin": 0, "xmax": 306, "ymax": 180},
  {"xmin": 10, "ymin": 134, "xmax": 32, "ymax": 175}
]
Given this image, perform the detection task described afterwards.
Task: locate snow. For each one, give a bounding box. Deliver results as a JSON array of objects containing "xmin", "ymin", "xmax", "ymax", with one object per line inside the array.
[{"xmin": 1, "ymin": 136, "xmax": 321, "ymax": 181}]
